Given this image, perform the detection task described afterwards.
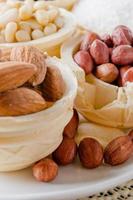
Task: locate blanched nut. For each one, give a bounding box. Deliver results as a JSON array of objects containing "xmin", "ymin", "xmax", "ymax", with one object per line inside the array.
[
  {"xmin": 5, "ymin": 22, "xmax": 17, "ymax": 43},
  {"xmin": 95, "ymin": 63, "xmax": 119, "ymax": 83},
  {"xmin": 118, "ymin": 65, "xmax": 131, "ymax": 86},
  {"xmin": 31, "ymin": 29, "xmax": 44, "ymax": 40},
  {"xmin": 33, "ymin": 1, "xmax": 48, "ymax": 11},
  {"xmin": 33, "ymin": 158, "xmax": 58, "ymax": 182},
  {"xmin": 16, "ymin": 30, "xmax": 31, "ymax": 42},
  {"xmin": 19, "ymin": 21, "xmax": 31, "ymax": 34},
  {"xmin": 19, "ymin": 5, "xmax": 33, "ymax": 20},
  {"xmin": 55, "ymin": 16, "xmax": 64, "ymax": 28},
  {"xmin": 74, "ymin": 50, "xmax": 94, "ymax": 75},
  {"xmin": 122, "ymin": 68, "xmax": 133, "ymax": 86},
  {"xmin": 90, "ymin": 39, "xmax": 109, "ymax": 65},
  {"xmin": 47, "ymin": 8, "xmax": 59, "ymax": 22},
  {"xmin": 44, "ymin": 23, "xmax": 57, "ymax": 36},
  {"xmin": 80, "ymin": 32, "xmax": 101, "ymax": 51},
  {"xmin": 27, "ymin": 19, "xmax": 43, "ymax": 30},
  {"xmin": 35, "ymin": 9, "xmax": 49, "ymax": 26}
]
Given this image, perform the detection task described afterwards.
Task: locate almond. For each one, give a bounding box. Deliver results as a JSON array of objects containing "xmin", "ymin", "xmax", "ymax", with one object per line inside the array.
[
  {"xmin": 0, "ymin": 61, "xmax": 37, "ymax": 92},
  {"xmin": 10, "ymin": 46, "xmax": 47, "ymax": 86},
  {"xmin": 52, "ymin": 137, "xmax": 77, "ymax": 165},
  {"xmin": 0, "ymin": 87, "xmax": 47, "ymax": 116},
  {"xmin": 78, "ymin": 138, "xmax": 103, "ymax": 169},
  {"xmin": 90, "ymin": 39, "xmax": 109, "ymax": 65},
  {"xmin": 63, "ymin": 109, "xmax": 79, "ymax": 138},
  {"xmin": 104, "ymin": 136, "xmax": 133, "ymax": 166},
  {"xmin": 42, "ymin": 65, "xmax": 65, "ymax": 102}
]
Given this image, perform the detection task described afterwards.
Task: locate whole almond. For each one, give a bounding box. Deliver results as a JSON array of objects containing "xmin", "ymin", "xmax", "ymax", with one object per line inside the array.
[
  {"xmin": 74, "ymin": 50, "xmax": 94, "ymax": 75},
  {"xmin": 0, "ymin": 61, "xmax": 37, "ymax": 92},
  {"xmin": 42, "ymin": 65, "xmax": 65, "ymax": 102},
  {"xmin": 33, "ymin": 158, "xmax": 58, "ymax": 182},
  {"xmin": 111, "ymin": 45, "xmax": 133, "ymax": 65},
  {"xmin": 95, "ymin": 63, "xmax": 119, "ymax": 83},
  {"xmin": 90, "ymin": 39, "xmax": 109, "ymax": 65},
  {"xmin": 104, "ymin": 136, "xmax": 133, "ymax": 166},
  {"xmin": 10, "ymin": 46, "xmax": 47, "ymax": 86},
  {"xmin": 0, "ymin": 87, "xmax": 47, "ymax": 116},
  {"xmin": 78, "ymin": 138, "xmax": 103, "ymax": 169},
  {"xmin": 63, "ymin": 109, "xmax": 79, "ymax": 138},
  {"xmin": 80, "ymin": 32, "xmax": 101, "ymax": 51},
  {"xmin": 52, "ymin": 137, "xmax": 77, "ymax": 165},
  {"xmin": 112, "ymin": 25, "xmax": 133, "ymax": 46}
]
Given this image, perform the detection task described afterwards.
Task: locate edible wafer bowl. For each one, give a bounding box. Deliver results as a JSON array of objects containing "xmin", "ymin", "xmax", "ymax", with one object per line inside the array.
[
  {"xmin": 61, "ymin": 30, "xmax": 133, "ymax": 128},
  {"xmin": 0, "ymin": 57, "xmax": 77, "ymax": 172}
]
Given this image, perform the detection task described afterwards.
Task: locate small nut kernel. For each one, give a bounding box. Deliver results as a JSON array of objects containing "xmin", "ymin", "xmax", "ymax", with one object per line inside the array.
[
  {"xmin": 112, "ymin": 25, "xmax": 133, "ymax": 46},
  {"xmin": 44, "ymin": 23, "xmax": 57, "ymax": 36},
  {"xmin": 33, "ymin": 158, "xmax": 58, "ymax": 182},
  {"xmin": 95, "ymin": 63, "xmax": 119, "ymax": 83},
  {"xmin": 19, "ymin": 5, "xmax": 33, "ymax": 20},
  {"xmin": 101, "ymin": 34, "xmax": 113, "ymax": 47},
  {"xmin": 35, "ymin": 9, "xmax": 49, "ymax": 26},
  {"xmin": 122, "ymin": 68, "xmax": 133, "ymax": 86},
  {"xmin": 74, "ymin": 50, "xmax": 94, "ymax": 75},
  {"xmin": 53, "ymin": 138, "xmax": 77, "ymax": 165},
  {"xmin": 111, "ymin": 45, "xmax": 133, "ymax": 65},
  {"xmin": 16, "ymin": 30, "xmax": 31, "ymax": 42},
  {"xmin": 19, "ymin": 21, "xmax": 31, "ymax": 34},
  {"xmin": 31, "ymin": 29, "xmax": 44, "ymax": 40},
  {"xmin": 63, "ymin": 109, "xmax": 79, "ymax": 139},
  {"xmin": 80, "ymin": 32, "xmax": 101, "ymax": 51},
  {"xmin": 78, "ymin": 138, "xmax": 103, "ymax": 169},
  {"xmin": 27, "ymin": 19, "xmax": 43, "ymax": 30},
  {"xmin": 104, "ymin": 136, "xmax": 133, "ymax": 166},
  {"xmin": 33, "ymin": 1, "xmax": 48, "ymax": 11},
  {"xmin": 54, "ymin": 16, "xmax": 64, "ymax": 28},
  {"xmin": 47, "ymin": 8, "xmax": 59, "ymax": 22},
  {"xmin": 90, "ymin": 39, "xmax": 109, "ymax": 65},
  {"xmin": 5, "ymin": 22, "xmax": 17, "ymax": 43}
]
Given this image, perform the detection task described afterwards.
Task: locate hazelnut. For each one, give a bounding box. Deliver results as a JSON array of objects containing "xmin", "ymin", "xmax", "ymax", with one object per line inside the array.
[
  {"xmin": 112, "ymin": 25, "xmax": 133, "ymax": 46},
  {"xmin": 78, "ymin": 138, "xmax": 103, "ymax": 169},
  {"xmin": 101, "ymin": 34, "xmax": 113, "ymax": 47},
  {"xmin": 90, "ymin": 39, "xmax": 109, "ymax": 65},
  {"xmin": 104, "ymin": 136, "xmax": 133, "ymax": 166},
  {"xmin": 95, "ymin": 63, "xmax": 119, "ymax": 83},
  {"xmin": 122, "ymin": 67, "xmax": 133, "ymax": 86},
  {"xmin": 118, "ymin": 65, "xmax": 131, "ymax": 86},
  {"xmin": 74, "ymin": 50, "xmax": 94, "ymax": 75},
  {"xmin": 63, "ymin": 109, "xmax": 79, "ymax": 138},
  {"xmin": 80, "ymin": 32, "xmax": 101, "ymax": 51},
  {"xmin": 111, "ymin": 45, "xmax": 133, "ymax": 65},
  {"xmin": 52, "ymin": 137, "xmax": 77, "ymax": 165},
  {"xmin": 32, "ymin": 158, "xmax": 58, "ymax": 182}
]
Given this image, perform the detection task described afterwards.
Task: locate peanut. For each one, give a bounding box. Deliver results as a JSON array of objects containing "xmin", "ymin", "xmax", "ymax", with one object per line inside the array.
[
  {"xmin": 44, "ymin": 23, "xmax": 57, "ymax": 36},
  {"xmin": 112, "ymin": 25, "xmax": 133, "ymax": 46},
  {"xmin": 35, "ymin": 9, "xmax": 49, "ymax": 26},
  {"xmin": 16, "ymin": 30, "xmax": 31, "ymax": 42},
  {"xmin": 5, "ymin": 22, "xmax": 17, "ymax": 43},
  {"xmin": 90, "ymin": 39, "xmax": 109, "ymax": 65},
  {"xmin": 74, "ymin": 50, "xmax": 94, "ymax": 75},
  {"xmin": 31, "ymin": 29, "xmax": 44, "ymax": 40}
]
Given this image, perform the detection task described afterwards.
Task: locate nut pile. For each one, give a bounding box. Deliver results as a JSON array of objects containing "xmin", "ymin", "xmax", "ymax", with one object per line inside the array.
[
  {"xmin": 74, "ymin": 25, "xmax": 133, "ymax": 86},
  {"xmin": 0, "ymin": 46, "xmax": 65, "ymax": 116},
  {"xmin": 32, "ymin": 109, "xmax": 133, "ymax": 182},
  {"xmin": 0, "ymin": 0, "xmax": 64, "ymax": 43}
]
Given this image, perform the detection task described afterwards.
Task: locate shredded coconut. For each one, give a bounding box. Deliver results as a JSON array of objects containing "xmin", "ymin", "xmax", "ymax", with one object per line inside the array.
[{"xmin": 73, "ymin": 0, "xmax": 133, "ymax": 34}]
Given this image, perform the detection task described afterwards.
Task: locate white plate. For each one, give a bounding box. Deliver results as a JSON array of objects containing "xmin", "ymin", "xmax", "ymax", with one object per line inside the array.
[{"xmin": 0, "ymin": 157, "xmax": 133, "ymax": 200}]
